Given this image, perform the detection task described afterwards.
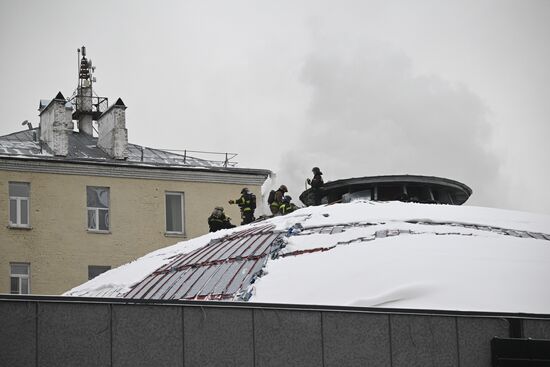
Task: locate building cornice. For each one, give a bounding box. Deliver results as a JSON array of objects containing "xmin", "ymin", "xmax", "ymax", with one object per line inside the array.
[{"xmin": 0, "ymin": 157, "xmax": 271, "ymax": 186}]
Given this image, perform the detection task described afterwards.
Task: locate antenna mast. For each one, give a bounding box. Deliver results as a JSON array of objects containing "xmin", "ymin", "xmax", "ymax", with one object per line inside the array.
[{"xmin": 69, "ymin": 46, "xmax": 107, "ymax": 136}]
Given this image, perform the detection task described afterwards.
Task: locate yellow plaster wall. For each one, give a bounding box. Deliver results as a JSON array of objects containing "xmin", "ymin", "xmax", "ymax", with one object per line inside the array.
[{"xmin": 0, "ymin": 170, "xmax": 261, "ymax": 295}]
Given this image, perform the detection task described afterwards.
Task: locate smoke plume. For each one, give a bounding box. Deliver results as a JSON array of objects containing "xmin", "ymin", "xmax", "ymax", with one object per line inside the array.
[{"xmin": 278, "ymin": 35, "xmax": 503, "ymax": 207}]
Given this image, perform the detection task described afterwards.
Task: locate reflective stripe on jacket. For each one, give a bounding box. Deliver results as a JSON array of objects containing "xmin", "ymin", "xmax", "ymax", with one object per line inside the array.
[{"xmin": 235, "ymin": 194, "xmax": 255, "ymax": 211}]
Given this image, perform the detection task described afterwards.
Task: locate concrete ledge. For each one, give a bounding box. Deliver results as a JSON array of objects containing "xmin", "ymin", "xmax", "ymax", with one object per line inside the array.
[{"xmin": 0, "ymin": 158, "xmax": 269, "ymax": 185}]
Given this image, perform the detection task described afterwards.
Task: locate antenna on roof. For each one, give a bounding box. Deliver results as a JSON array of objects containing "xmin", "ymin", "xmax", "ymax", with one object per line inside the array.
[
  {"xmin": 21, "ymin": 120, "xmax": 33, "ymax": 130},
  {"xmin": 77, "ymin": 48, "xmax": 81, "ymax": 90},
  {"xmin": 68, "ymin": 46, "xmax": 108, "ymax": 136}
]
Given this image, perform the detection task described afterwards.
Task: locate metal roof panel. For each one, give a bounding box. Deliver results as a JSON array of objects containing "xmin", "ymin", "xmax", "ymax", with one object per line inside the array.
[{"xmin": 125, "ymin": 224, "xmax": 281, "ymax": 301}]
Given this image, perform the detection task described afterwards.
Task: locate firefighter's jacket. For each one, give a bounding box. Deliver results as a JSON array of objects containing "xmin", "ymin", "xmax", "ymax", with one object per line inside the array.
[
  {"xmin": 234, "ymin": 193, "xmax": 256, "ymax": 213},
  {"xmin": 279, "ymin": 202, "xmax": 298, "ymax": 215},
  {"xmin": 208, "ymin": 214, "xmax": 235, "ymax": 232}
]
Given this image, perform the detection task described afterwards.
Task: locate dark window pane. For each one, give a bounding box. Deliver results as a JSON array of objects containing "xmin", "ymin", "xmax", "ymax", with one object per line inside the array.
[
  {"xmin": 9, "ymin": 182, "xmax": 29, "ymax": 197},
  {"xmin": 10, "ymin": 277, "xmax": 19, "ymax": 294},
  {"xmin": 343, "ymin": 190, "xmax": 372, "ymax": 203},
  {"xmin": 433, "ymin": 189, "xmax": 453, "ymax": 204},
  {"xmin": 166, "ymin": 194, "xmax": 183, "ymax": 232},
  {"xmin": 88, "ymin": 265, "xmax": 111, "ymax": 280},
  {"xmin": 20, "ymin": 199, "xmax": 29, "ymax": 225},
  {"xmin": 21, "ymin": 278, "xmax": 29, "ymax": 294},
  {"xmin": 377, "ymin": 185, "xmax": 404, "ymax": 201},
  {"xmin": 10, "ymin": 199, "xmax": 17, "ymax": 224},
  {"xmin": 98, "ymin": 209, "xmax": 109, "ymax": 231},
  {"xmin": 86, "ymin": 187, "xmax": 94, "ymax": 206},
  {"xmin": 11, "ymin": 264, "xmax": 28, "ymax": 275},
  {"xmin": 88, "ymin": 209, "xmax": 96, "ymax": 230},
  {"xmin": 87, "ymin": 187, "xmax": 109, "ymax": 208},
  {"xmin": 406, "ymin": 186, "xmax": 432, "ymax": 202}
]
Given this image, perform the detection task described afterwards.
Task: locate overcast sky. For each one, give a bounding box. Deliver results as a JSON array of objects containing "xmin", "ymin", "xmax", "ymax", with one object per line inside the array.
[{"xmin": 1, "ymin": 0, "xmax": 549, "ymax": 214}]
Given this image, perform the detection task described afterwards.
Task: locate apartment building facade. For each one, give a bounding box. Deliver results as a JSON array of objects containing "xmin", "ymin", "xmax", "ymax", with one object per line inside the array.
[{"xmin": 1, "ymin": 49, "xmax": 269, "ymax": 295}]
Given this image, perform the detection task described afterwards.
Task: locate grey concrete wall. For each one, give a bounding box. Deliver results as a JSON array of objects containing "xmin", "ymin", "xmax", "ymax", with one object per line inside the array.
[
  {"xmin": 1, "ymin": 298, "xmax": 549, "ymax": 367},
  {"xmin": 457, "ymin": 317, "xmax": 509, "ymax": 367},
  {"xmin": 112, "ymin": 305, "xmax": 183, "ymax": 367},
  {"xmin": 184, "ymin": 306, "xmax": 253, "ymax": 367},
  {"xmin": 523, "ymin": 319, "xmax": 550, "ymax": 339},
  {"xmin": 323, "ymin": 312, "xmax": 391, "ymax": 367},
  {"xmin": 38, "ymin": 302, "xmax": 111, "ymax": 367},
  {"xmin": 254, "ymin": 309, "xmax": 323, "ymax": 367},
  {"xmin": 0, "ymin": 301, "xmax": 36, "ymax": 367},
  {"xmin": 390, "ymin": 314, "xmax": 458, "ymax": 367}
]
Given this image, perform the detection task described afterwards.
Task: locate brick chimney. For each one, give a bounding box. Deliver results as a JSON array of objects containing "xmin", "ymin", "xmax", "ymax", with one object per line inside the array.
[
  {"xmin": 97, "ymin": 98, "xmax": 128, "ymax": 160},
  {"xmin": 38, "ymin": 92, "xmax": 74, "ymax": 156}
]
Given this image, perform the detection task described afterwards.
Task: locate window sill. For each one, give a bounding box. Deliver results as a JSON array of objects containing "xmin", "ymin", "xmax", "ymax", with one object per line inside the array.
[
  {"xmin": 164, "ymin": 232, "xmax": 186, "ymax": 238},
  {"xmin": 7, "ymin": 225, "xmax": 32, "ymax": 230},
  {"xmin": 87, "ymin": 229, "xmax": 112, "ymax": 235}
]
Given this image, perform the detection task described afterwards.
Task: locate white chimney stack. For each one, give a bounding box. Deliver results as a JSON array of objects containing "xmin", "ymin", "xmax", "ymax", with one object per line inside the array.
[
  {"xmin": 97, "ymin": 98, "xmax": 128, "ymax": 160},
  {"xmin": 38, "ymin": 92, "xmax": 74, "ymax": 156},
  {"xmin": 77, "ymin": 84, "xmax": 94, "ymax": 135}
]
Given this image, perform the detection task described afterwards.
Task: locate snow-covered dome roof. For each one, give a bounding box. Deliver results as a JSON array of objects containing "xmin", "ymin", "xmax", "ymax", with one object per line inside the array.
[{"xmin": 65, "ymin": 201, "xmax": 550, "ymax": 313}]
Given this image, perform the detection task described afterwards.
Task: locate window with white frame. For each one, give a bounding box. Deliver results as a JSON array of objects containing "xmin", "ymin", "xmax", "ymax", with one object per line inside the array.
[
  {"xmin": 9, "ymin": 182, "xmax": 30, "ymax": 227},
  {"xmin": 10, "ymin": 263, "xmax": 30, "ymax": 294},
  {"xmin": 165, "ymin": 192, "xmax": 184, "ymax": 234},
  {"xmin": 87, "ymin": 186, "xmax": 110, "ymax": 231}
]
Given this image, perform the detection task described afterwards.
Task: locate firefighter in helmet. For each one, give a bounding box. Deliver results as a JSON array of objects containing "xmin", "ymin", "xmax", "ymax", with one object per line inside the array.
[
  {"xmin": 270, "ymin": 185, "xmax": 288, "ymax": 215},
  {"xmin": 207, "ymin": 206, "xmax": 235, "ymax": 232},
  {"xmin": 229, "ymin": 187, "xmax": 256, "ymax": 224},
  {"xmin": 279, "ymin": 195, "xmax": 298, "ymax": 215},
  {"xmin": 307, "ymin": 167, "xmax": 324, "ymax": 205}
]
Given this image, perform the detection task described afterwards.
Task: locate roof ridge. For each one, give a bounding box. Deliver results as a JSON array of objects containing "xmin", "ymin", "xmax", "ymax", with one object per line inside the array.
[{"xmin": 0, "ymin": 128, "xmax": 39, "ymax": 139}]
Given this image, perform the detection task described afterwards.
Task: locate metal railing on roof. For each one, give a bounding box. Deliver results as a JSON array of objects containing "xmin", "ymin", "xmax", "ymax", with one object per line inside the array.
[
  {"xmin": 67, "ymin": 95, "xmax": 109, "ymax": 120},
  {"xmin": 160, "ymin": 149, "xmax": 238, "ymax": 167}
]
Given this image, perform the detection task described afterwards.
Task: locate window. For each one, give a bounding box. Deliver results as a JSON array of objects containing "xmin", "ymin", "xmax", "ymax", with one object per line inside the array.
[
  {"xmin": 432, "ymin": 188, "xmax": 453, "ymax": 204},
  {"xmin": 9, "ymin": 182, "xmax": 30, "ymax": 227},
  {"xmin": 10, "ymin": 263, "xmax": 30, "ymax": 294},
  {"xmin": 406, "ymin": 185, "xmax": 433, "ymax": 203},
  {"xmin": 165, "ymin": 192, "xmax": 184, "ymax": 234},
  {"xmin": 342, "ymin": 189, "xmax": 372, "ymax": 203},
  {"xmin": 88, "ymin": 265, "xmax": 111, "ymax": 280},
  {"xmin": 87, "ymin": 186, "xmax": 110, "ymax": 231},
  {"xmin": 376, "ymin": 185, "xmax": 405, "ymax": 201}
]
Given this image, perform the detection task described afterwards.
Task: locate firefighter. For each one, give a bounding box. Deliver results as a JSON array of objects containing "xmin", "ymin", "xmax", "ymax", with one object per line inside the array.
[
  {"xmin": 307, "ymin": 167, "xmax": 324, "ymax": 205},
  {"xmin": 269, "ymin": 185, "xmax": 288, "ymax": 215},
  {"xmin": 207, "ymin": 207, "xmax": 235, "ymax": 232},
  {"xmin": 279, "ymin": 195, "xmax": 298, "ymax": 215},
  {"xmin": 228, "ymin": 187, "xmax": 256, "ymax": 225}
]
